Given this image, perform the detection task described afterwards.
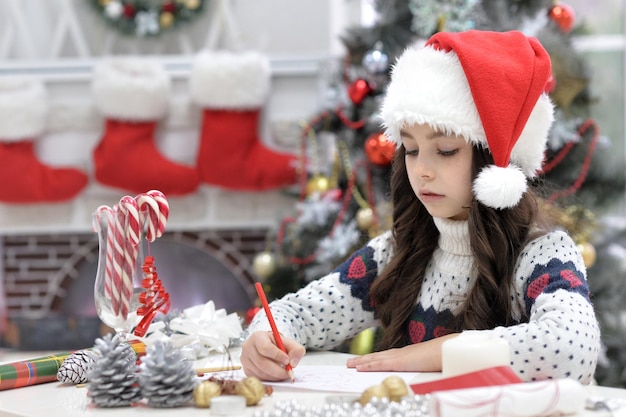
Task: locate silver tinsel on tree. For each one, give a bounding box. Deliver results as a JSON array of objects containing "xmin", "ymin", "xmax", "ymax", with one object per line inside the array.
[
  {"xmin": 87, "ymin": 333, "xmax": 142, "ymax": 407},
  {"xmin": 138, "ymin": 340, "xmax": 198, "ymax": 408}
]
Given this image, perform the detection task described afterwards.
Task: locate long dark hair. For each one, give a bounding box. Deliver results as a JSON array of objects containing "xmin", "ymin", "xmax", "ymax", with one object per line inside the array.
[{"xmin": 370, "ymin": 145, "xmax": 547, "ymax": 349}]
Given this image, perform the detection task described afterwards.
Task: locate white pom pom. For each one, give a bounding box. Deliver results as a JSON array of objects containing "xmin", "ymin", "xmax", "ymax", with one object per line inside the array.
[{"xmin": 473, "ymin": 165, "xmax": 527, "ymax": 209}]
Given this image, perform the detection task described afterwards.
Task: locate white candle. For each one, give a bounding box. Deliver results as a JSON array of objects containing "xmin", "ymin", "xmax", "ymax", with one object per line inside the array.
[{"xmin": 442, "ymin": 331, "xmax": 510, "ymax": 377}]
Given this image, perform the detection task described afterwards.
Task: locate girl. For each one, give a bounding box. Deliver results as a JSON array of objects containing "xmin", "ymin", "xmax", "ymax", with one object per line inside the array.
[{"xmin": 241, "ymin": 30, "xmax": 600, "ymax": 384}]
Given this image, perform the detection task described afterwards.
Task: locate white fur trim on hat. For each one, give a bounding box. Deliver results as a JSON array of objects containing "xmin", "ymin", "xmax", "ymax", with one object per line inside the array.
[
  {"xmin": 189, "ymin": 50, "xmax": 270, "ymax": 109},
  {"xmin": 381, "ymin": 47, "xmax": 486, "ymax": 150},
  {"xmin": 511, "ymin": 94, "xmax": 554, "ymax": 177},
  {"xmin": 92, "ymin": 58, "xmax": 171, "ymax": 121},
  {"xmin": 0, "ymin": 77, "xmax": 48, "ymax": 141},
  {"xmin": 473, "ymin": 164, "xmax": 528, "ymax": 209}
]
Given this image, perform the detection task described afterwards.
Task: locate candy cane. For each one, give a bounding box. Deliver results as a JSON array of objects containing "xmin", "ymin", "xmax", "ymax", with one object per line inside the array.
[
  {"xmin": 147, "ymin": 190, "xmax": 169, "ymax": 239},
  {"xmin": 117, "ymin": 196, "xmax": 140, "ymax": 320},
  {"xmin": 92, "ymin": 205, "xmax": 116, "ymax": 312},
  {"xmin": 110, "ymin": 203, "xmax": 133, "ymax": 319},
  {"xmin": 135, "ymin": 190, "xmax": 169, "ymax": 242},
  {"xmin": 135, "ymin": 193, "xmax": 160, "ymax": 242}
]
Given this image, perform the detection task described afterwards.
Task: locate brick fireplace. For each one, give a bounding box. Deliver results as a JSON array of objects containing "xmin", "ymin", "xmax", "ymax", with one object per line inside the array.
[{"xmin": 1, "ymin": 226, "xmax": 272, "ymax": 350}]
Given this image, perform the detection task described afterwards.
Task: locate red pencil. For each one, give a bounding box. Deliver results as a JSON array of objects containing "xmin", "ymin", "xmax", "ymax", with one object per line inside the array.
[{"xmin": 254, "ymin": 282, "xmax": 295, "ymax": 382}]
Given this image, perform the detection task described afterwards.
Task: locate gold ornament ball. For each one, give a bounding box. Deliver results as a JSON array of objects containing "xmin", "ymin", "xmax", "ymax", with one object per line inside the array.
[
  {"xmin": 349, "ymin": 327, "xmax": 375, "ymax": 355},
  {"xmin": 252, "ymin": 251, "xmax": 277, "ymax": 281},
  {"xmin": 160, "ymin": 12, "xmax": 174, "ymax": 28},
  {"xmin": 359, "ymin": 384, "xmax": 390, "ymax": 406},
  {"xmin": 306, "ymin": 175, "xmax": 331, "ymax": 195},
  {"xmin": 578, "ymin": 242, "xmax": 597, "ymax": 268},
  {"xmin": 382, "ymin": 376, "xmax": 410, "ymax": 402},
  {"xmin": 184, "ymin": 0, "xmax": 201, "ymax": 9},
  {"xmin": 356, "ymin": 207, "xmax": 375, "ymax": 231},
  {"xmin": 193, "ymin": 380, "xmax": 222, "ymax": 408},
  {"xmin": 235, "ymin": 376, "xmax": 266, "ymax": 406}
]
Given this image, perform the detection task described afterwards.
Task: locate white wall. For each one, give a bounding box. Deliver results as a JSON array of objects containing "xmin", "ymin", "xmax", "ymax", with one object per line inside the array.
[{"xmin": 0, "ymin": 0, "xmax": 360, "ymax": 234}]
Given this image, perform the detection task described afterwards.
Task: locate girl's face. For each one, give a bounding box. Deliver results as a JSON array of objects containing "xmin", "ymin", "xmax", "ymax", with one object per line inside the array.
[{"xmin": 401, "ymin": 123, "xmax": 474, "ymax": 221}]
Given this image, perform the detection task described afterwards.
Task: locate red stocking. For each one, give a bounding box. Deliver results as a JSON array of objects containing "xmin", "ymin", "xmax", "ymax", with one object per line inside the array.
[
  {"xmin": 92, "ymin": 59, "xmax": 199, "ymax": 196},
  {"xmin": 190, "ymin": 50, "xmax": 298, "ymax": 191},
  {"xmin": 0, "ymin": 79, "xmax": 87, "ymax": 203}
]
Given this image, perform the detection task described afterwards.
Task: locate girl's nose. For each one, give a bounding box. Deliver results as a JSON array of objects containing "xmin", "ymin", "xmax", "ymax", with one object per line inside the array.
[{"xmin": 414, "ymin": 155, "xmax": 434, "ymax": 178}]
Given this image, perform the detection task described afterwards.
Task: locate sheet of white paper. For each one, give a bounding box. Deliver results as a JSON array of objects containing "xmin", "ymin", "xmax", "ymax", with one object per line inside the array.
[{"xmin": 229, "ymin": 365, "xmax": 441, "ymax": 393}]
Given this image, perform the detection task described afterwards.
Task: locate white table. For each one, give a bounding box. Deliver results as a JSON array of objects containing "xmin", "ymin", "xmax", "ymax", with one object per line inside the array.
[{"xmin": 0, "ymin": 348, "xmax": 624, "ymax": 416}]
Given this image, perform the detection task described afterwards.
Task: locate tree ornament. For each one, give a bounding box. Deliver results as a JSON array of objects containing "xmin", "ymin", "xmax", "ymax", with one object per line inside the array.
[
  {"xmin": 252, "ymin": 251, "xmax": 278, "ymax": 281},
  {"xmin": 306, "ymin": 174, "xmax": 332, "ymax": 195},
  {"xmin": 578, "ymin": 242, "xmax": 597, "ymax": 268},
  {"xmin": 362, "ymin": 41, "xmax": 389, "ymax": 75},
  {"xmin": 245, "ymin": 306, "xmax": 261, "ymax": 324},
  {"xmin": 347, "ymin": 79, "xmax": 372, "ymax": 105},
  {"xmin": 381, "ymin": 376, "xmax": 410, "ymax": 402},
  {"xmin": 162, "ymin": 1, "xmax": 176, "ymax": 13},
  {"xmin": 235, "ymin": 376, "xmax": 266, "ymax": 406},
  {"xmin": 356, "ymin": 207, "xmax": 375, "ymax": 232},
  {"xmin": 364, "ymin": 132, "xmax": 396, "ymax": 166},
  {"xmin": 87, "ymin": 333, "xmax": 142, "ymax": 407},
  {"xmin": 57, "ymin": 350, "xmax": 98, "ymax": 384},
  {"xmin": 160, "ymin": 11, "xmax": 174, "ymax": 29},
  {"xmin": 349, "ymin": 327, "xmax": 375, "ymax": 355},
  {"xmin": 548, "ymin": 2, "xmax": 576, "ymax": 33},
  {"xmin": 139, "ymin": 340, "xmax": 198, "ymax": 407},
  {"xmin": 193, "ymin": 380, "xmax": 222, "ymax": 408}
]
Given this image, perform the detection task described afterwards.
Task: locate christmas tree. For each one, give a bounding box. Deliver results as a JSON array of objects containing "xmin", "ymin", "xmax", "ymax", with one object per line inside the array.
[{"xmin": 251, "ymin": 0, "xmax": 626, "ymax": 387}]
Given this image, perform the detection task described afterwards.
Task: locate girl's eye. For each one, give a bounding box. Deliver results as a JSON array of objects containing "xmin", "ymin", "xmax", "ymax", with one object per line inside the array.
[
  {"xmin": 404, "ymin": 149, "xmax": 418, "ymax": 156},
  {"xmin": 438, "ymin": 149, "xmax": 458, "ymax": 157}
]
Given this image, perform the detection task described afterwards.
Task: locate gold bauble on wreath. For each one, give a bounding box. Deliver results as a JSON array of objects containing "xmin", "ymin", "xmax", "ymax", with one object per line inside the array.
[
  {"xmin": 578, "ymin": 242, "xmax": 597, "ymax": 268},
  {"xmin": 252, "ymin": 251, "xmax": 278, "ymax": 281},
  {"xmin": 306, "ymin": 174, "xmax": 331, "ymax": 196}
]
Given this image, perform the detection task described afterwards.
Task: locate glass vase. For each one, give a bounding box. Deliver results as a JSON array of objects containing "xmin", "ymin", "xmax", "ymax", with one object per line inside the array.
[{"xmin": 93, "ymin": 210, "xmax": 145, "ymax": 341}]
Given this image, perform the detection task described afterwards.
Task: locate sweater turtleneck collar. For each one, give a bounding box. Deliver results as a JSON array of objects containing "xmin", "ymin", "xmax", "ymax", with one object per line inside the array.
[{"xmin": 433, "ymin": 217, "xmax": 472, "ymax": 257}]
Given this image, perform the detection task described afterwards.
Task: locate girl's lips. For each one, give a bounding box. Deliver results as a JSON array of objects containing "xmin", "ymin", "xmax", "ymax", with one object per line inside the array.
[{"xmin": 419, "ymin": 192, "xmax": 444, "ymax": 202}]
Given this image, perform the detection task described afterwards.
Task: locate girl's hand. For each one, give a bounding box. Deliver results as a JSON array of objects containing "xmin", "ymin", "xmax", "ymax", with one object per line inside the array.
[
  {"xmin": 241, "ymin": 331, "xmax": 306, "ymax": 381},
  {"xmin": 346, "ymin": 333, "xmax": 459, "ymax": 372}
]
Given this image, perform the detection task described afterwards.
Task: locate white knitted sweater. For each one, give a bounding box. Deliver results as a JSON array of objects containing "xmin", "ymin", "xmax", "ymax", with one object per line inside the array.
[{"xmin": 248, "ymin": 217, "xmax": 600, "ymax": 383}]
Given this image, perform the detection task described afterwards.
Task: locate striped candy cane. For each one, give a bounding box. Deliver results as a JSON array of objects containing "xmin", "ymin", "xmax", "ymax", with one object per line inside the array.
[
  {"xmin": 117, "ymin": 196, "xmax": 141, "ymax": 320},
  {"xmin": 135, "ymin": 190, "xmax": 169, "ymax": 242},
  {"xmin": 147, "ymin": 190, "xmax": 169, "ymax": 239},
  {"xmin": 111, "ymin": 204, "xmax": 133, "ymax": 319},
  {"xmin": 92, "ymin": 205, "xmax": 116, "ymax": 313},
  {"xmin": 135, "ymin": 193, "xmax": 160, "ymax": 243}
]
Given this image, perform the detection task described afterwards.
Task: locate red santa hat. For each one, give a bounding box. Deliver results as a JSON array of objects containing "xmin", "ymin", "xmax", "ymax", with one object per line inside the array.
[{"xmin": 381, "ymin": 30, "xmax": 554, "ymax": 209}]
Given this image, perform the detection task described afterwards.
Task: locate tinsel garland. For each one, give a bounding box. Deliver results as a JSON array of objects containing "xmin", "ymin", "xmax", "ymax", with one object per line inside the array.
[
  {"xmin": 252, "ymin": 396, "xmax": 432, "ymax": 417},
  {"xmin": 91, "ymin": 0, "xmax": 206, "ymax": 37}
]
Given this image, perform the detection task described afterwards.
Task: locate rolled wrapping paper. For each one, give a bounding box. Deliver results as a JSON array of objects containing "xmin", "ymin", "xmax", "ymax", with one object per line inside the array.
[
  {"xmin": 429, "ymin": 378, "xmax": 587, "ymax": 417},
  {"xmin": 0, "ymin": 339, "xmax": 145, "ymax": 391},
  {"xmin": 442, "ymin": 330, "xmax": 510, "ymax": 377}
]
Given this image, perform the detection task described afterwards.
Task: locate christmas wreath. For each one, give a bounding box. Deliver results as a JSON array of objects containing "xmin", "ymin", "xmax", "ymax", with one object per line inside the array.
[{"xmin": 91, "ymin": 0, "xmax": 207, "ymax": 37}]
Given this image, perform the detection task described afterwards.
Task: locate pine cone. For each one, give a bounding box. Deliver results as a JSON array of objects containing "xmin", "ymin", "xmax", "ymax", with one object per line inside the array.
[
  {"xmin": 87, "ymin": 333, "xmax": 142, "ymax": 407},
  {"xmin": 57, "ymin": 349, "xmax": 97, "ymax": 384},
  {"xmin": 139, "ymin": 340, "xmax": 198, "ymax": 407}
]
